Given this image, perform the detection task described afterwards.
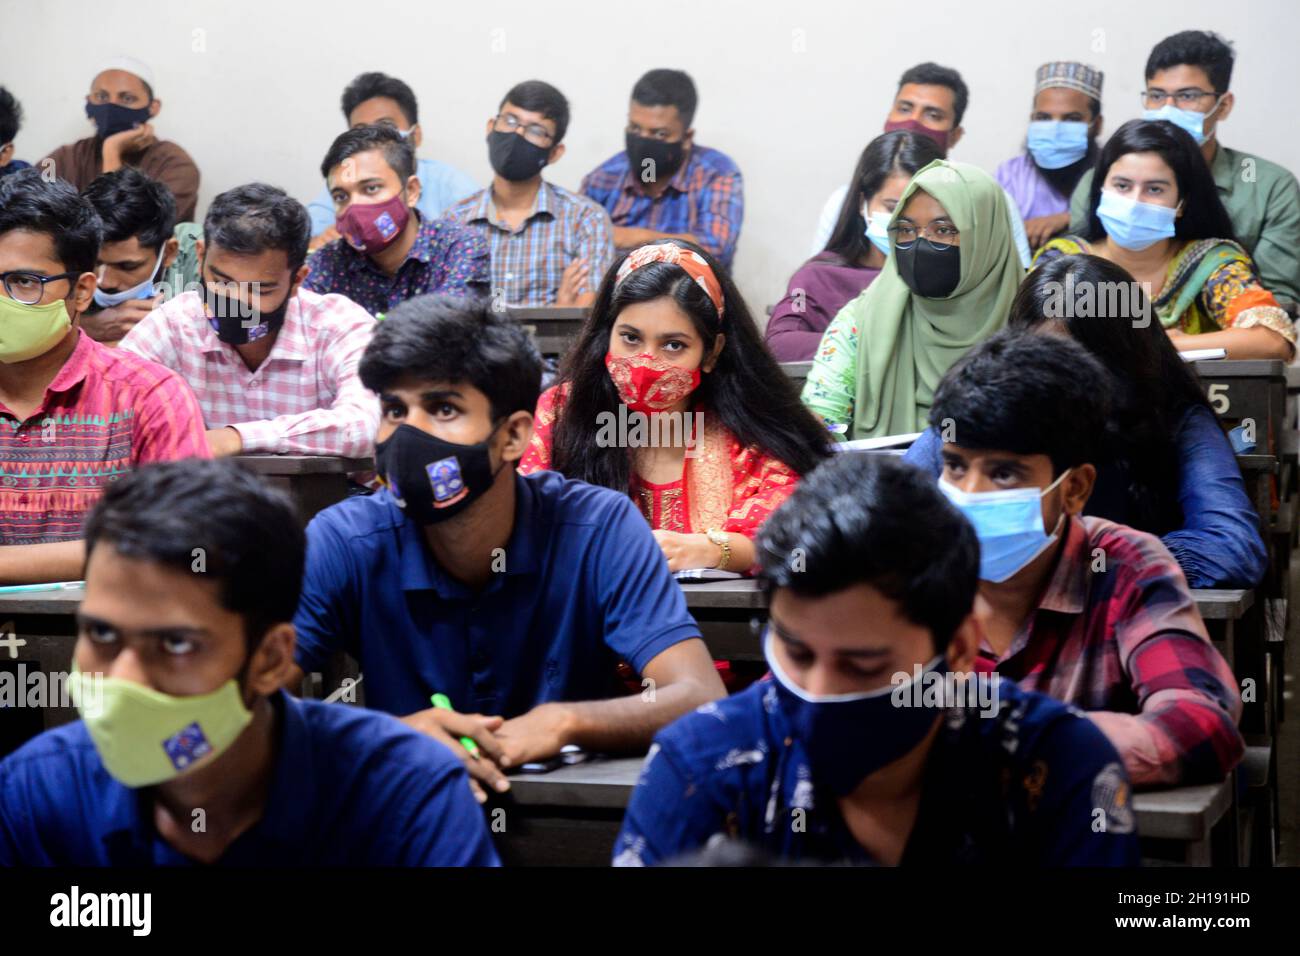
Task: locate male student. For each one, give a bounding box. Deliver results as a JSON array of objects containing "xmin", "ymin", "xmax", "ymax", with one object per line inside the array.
[
  {"xmin": 613, "ymin": 453, "xmax": 1139, "ymax": 866},
  {"xmin": 1069, "ymin": 30, "xmax": 1300, "ymax": 302},
  {"xmin": 121, "ymin": 183, "xmax": 379, "ymax": 459},
  {"xmin": 0, "ymin": 87, "xmax": 31, "ymax": 179},
  {"xmin": 42, "ymin": 57, "xmax": 200, "ymax": 221},
  {"xmin": 443, "ymin": 80, "xmax": 615, "ymax": 307},
  {"xmin": 809, "ymin": 62, "xmax": 1033, "ymax": 267},
  {"xmin": 303, "ymin": 124, "xmax": 489, "ymax": 316},
  {"xmin": 929, "ymin": 331, "xmax": 1244, "ymax": 787},
  {"xmin": 306, "ymin": 71, "xmax": 479, "ymax": 252},
  {"xmin": 0, "ymin": 459, "xmax": 498, "ymax": 866},
  {"xmin": 81, "ymin": 168, "xmax": 201, "ymax": 345},
  {"xmin": 0, "ymin": 169, "xmax": 208, "ymax": 584},
  {"xmin": 290, "ymin": 294, "xmax": 725, "ymax": 802},
  {"xmin": 581, "ymin": 69, "xmax": 743, "ymax": 269}
]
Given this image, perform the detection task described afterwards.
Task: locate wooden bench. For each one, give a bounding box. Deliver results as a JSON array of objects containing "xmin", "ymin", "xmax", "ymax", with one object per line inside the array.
[
  {"xmin": 233, "ymin": 454, "xmax": 372, "ymax": 526},
  {"xmin": 506, "ymin": 306, "xmax": 589, "ymax": 359}
]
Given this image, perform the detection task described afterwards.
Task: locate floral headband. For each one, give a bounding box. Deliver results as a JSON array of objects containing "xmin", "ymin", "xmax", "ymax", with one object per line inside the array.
[{"xmin": 614, "ymin": 243, "xmax": 726, "ymax": 320}]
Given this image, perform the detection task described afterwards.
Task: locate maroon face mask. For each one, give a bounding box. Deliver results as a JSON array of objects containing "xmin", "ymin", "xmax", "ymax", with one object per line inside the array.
[
  {"xmin": 336, "ymin": 193, "xmax": 411, "ymax": 254},
  {"xmin": 883, "ymin": 118, "xmax": 950, "ymax": 154}
]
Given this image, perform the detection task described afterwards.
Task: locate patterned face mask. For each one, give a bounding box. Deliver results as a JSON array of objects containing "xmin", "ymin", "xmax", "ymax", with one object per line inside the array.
[{"xmin": 605, "ymin": 351, "xmax": 701, "ymax": 413}]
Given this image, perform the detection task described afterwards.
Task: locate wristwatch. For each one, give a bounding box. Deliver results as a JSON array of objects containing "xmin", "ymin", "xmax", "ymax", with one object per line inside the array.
[{"xmin": 705, "ymin": 528, "xmax": 732, "ymax": 571}]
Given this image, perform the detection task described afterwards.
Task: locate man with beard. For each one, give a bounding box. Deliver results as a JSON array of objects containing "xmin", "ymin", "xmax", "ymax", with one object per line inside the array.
[{"xmin": 997, "ymin": 63, "xmax": 1103, "ymax": 252}]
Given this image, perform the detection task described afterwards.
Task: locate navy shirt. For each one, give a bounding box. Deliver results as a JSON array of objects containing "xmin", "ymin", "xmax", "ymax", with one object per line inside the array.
[
  {"xmin": 613, "ymin": 677, "xmax": 1140, "ymax": 866},
  {"xmin": 0, "ymin": 691, "xmax": 499, "ymax": 866},
  {"xmin": 294, "ymin": 470, "xmax": 702, "ymax": 717}
]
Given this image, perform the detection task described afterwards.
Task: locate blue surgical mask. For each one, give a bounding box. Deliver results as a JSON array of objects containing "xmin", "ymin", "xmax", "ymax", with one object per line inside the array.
[
  {"xmin": 764, "ymin": 632, "xmax": 948, "ymax": 796},
  {"xmin": 862, "ymin": 206, "xmax": 892, "ymax": 256},
  {"xmin": 92, "ymin": 248, "xmax": 165, "ymax": 309},
  {"xmin": 1026, "ymin": 120, "xmax": 1090, "ymax": 169},
  {"xmin": 1096, "ymin": 189, "xmax": 1179, "ymax": 251},
  {"xmin": 1142, "ymin": 99, "xmax": 1222, "ymax": 146},
  {"xmin": 938, "ymin": 470, "xmax": 1070, "ymax": 583}
]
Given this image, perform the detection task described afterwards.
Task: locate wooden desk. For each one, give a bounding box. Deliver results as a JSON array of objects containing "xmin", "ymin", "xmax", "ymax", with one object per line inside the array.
[
  {"xmin": 681, "ymin": 579, "xmax": 768, "ymax": 662},
  {"xmin": 779, "ymin": 361, "xmax": 812, "ymax": 390},
  {"xmin": 1133, "ymin": 777, "xmax": 1235, "ymax": 866},
  {"xmin": 507, "ymin": 306, "xmax": 589, "ymax": 358},
  {"xmin": 1193, "ymin": 359, "xmax": 1286, "ymax": 436},
  {"xmin": 233, "ymin": 454, "xmax": 372, "ymax": 524},
  {"xmin": 0, "ymin": 585, "xmax": 85, "ymax": 747}
]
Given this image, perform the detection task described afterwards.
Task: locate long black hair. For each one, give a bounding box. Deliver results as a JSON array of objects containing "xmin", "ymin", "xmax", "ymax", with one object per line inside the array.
[
  {"xmin": 551, "ymin": 239, "xmax": 832, "ymax": 491},
  {"xmin": 1011, "ymin": 254, "xmax": 1211, "ymax": 534},
  {"xmin": 823, "ymin": 130, "xmax": 944, "ymax": 265},
  {"xmin": 1083, "ymin": 118, "xmax": 1237, "ymax": 245}
]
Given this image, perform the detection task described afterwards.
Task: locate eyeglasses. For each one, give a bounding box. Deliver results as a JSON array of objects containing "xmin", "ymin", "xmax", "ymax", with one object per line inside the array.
[
  {"xmin": 1141, "ymin": 88, "xmax": 1221, "ymax": 109},
  {"xmin": 889, "ymin": 222, "xmax": 960, "ymax": 247},
  {"xmin": 494, "ymin": 112, "xmax": 554, "ymax": 147},
  {"xmin": 1, "ymin": 270, "xmax": 79, "ymax": 305}
]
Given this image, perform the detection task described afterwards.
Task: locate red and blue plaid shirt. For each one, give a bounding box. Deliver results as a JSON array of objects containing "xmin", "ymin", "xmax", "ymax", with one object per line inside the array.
[
  {"xmin": 580, "ymin": 145, "xmax": 744, "ymax": 269},
  {"xmin": 976, "ymin": 515, "xmax": 1244, "ymax": 788}
]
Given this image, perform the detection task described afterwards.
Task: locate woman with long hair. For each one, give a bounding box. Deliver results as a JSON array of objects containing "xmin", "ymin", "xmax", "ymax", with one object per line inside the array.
[{"xmin": 520, "ymin": 239, "xmax": 831, "ymax": 574}]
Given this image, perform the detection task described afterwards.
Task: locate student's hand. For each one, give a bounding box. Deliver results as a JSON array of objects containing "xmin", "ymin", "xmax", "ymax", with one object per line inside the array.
[
  {"xmin": 204, "ymin": 426, "xmax": 244, "ymax": 458},
  {"xmin": 308, "ymin": 226, "xmax": 341, "ymax": 253},
  {"xmin": 101, "ymin": 123, "xmax": 157, "ymax": 165},
  {"xmin": 401, "ymin": 707, "xmax": 511, "ymax": 802},
  {"xmin": 651, "ymin": 530, "xmax": 721, "ymax": 572},
  {"xmin": 495, "ymin": 702, "xmax": 574, "ymax": 767},
  {"xmin": 80, "ymin": 295, "xmax": 161, "ymax": 343},
  {"xmin": 1166, "ymin": 327, "xmax": 1189, "ymax": 347},
  {"xmin": 555, "ymin": 258, "xmax": 591, "ymax": 306},
  {"xmin": 1024, "ymin": 212, "xmax": 1070, "ymax": 251}
]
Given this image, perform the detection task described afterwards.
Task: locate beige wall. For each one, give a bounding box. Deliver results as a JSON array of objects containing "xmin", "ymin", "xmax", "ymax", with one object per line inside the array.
[{"xmin": 7, "ymin": 0, "xmax": 1295, "ymax": 311}]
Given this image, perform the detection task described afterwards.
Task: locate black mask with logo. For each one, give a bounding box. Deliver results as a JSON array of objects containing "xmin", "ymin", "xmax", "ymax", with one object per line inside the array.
[
  {"xmin": 895, "ymin": 242, "xmax": 962, "ymax": 299},
  {"xmin": 203, "ymin": 282, "xmax": 290, "ymax": 346},
  {"xmin": 625, "ymin": 133, "xmax": 687, "ymax": 184},
  {"xmin": 375, "ymin": 422, "xmax": 505, "ymax": 525},
  {"xmin": 487, "ymin": 131, "xmax": 550, "ymax": 182}
]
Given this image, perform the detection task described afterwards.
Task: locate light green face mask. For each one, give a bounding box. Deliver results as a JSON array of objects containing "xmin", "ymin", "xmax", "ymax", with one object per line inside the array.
[
  {"xmin": 68, "ymin": 662, "xmax": 254, "ymax": 788},
  {"xmin": 0, "ymin": 294, "xmax": 72, "ymax": 363}
]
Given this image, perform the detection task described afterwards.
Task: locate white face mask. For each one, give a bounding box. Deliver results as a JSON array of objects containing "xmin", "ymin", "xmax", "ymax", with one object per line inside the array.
[{"xmin": 93, "ymin": 247, "xmax": 165, "ymax": 309}]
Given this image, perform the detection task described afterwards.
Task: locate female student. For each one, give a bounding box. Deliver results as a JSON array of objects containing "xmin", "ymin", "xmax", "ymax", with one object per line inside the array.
[
  {"xmin": 1035, "ymin": 119, "xmax": 1295, "ymax": 360},
  {"xmin": 801, "ymin": 159, "xmax": 1024, "ymax": 439},
  {"xmin": 520, "ymin": 239, "xmax": 831, "ymax": 574},
  {"xmin": 904, "ymin": 254, "xmax": 1266, "ymax": 589},
  {"xmin": 765, "ymin": 130, "xmax": 943, "ymax": 361}
]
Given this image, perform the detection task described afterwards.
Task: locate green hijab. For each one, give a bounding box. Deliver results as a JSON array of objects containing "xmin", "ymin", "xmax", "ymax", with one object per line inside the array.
[{"xmin": 846, "ymin": 159, "xmax": 1024, "ymax": 439}]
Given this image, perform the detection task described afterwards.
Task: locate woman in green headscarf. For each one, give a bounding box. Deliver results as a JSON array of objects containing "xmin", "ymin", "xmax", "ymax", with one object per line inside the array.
[{"xmin": 801, "ymin": 159, "xmax": 1025, "ymax": 439}]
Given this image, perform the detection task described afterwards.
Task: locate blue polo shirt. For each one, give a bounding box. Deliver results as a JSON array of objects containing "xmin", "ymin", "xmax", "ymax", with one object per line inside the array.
[
  {"xmin": 613, "ymin": 677, "xmax": 1140, "ymax": 866},
  {"xmin": 0, "ymin": 691, "xmax": 499, "ymax": 866},
  {"xmin": 294, "ymin": 470, "xmax": 702, "ymax": 718}
]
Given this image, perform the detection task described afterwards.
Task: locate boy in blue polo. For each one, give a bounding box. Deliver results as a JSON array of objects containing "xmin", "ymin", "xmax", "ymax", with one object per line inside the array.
[
  {"xmin": 613, "ymin": 454, "xmax": 1139, "ymax": 866},
  {"xmin": 0, "ymin": 459, "xmax": 497, "ymax": 866},
  {"xmin": 289, "ymin": 293, "xmax": 726, "ymax": 802}
]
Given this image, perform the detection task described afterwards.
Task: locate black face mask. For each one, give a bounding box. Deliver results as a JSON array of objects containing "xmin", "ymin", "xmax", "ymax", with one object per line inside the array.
[
  {"xmin": 375, "ymin": 422, "xmax": 505, "ymax": 526},
  {"xmin": 895, "ymin": 241, "xmax": 962, "ymax": 299},
  {"xmin": 625, "ymin": 133, "xmax": 687, "ymax": 184},
  {"xmin": 85, "ymin": 101, "xmax": 151, "ymax": 140},
  {"xmin": 203, "ymin": 283, "xmax": 290, "ymax": 346},
  {"xmin": 487, "ymin": 130, "xmax": 550, "ymax": 182}
]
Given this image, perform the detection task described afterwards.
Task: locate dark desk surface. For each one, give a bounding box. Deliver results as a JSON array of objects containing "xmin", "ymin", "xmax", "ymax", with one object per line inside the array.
[
  {"xmin": 233, "ymin": 455, "xmax": 373, "ymax": 476},
  {"xmin": 506, "ymin": 307, "xmax": 590, "ymax": 322},
  {"xmin": 679, "ymin": 579, "xmax": 769, "ymax": 610},
  {"xmin": 1188, "ymin": 588, "xmax": 1255, "ymax": 620},
  {"xmin": 1193, "ymin": 359, "xmax": 1287, "ymax": 379},
  {"xmin": 0, "ymin": 584, "xmax": 85, "ymax": 615}
]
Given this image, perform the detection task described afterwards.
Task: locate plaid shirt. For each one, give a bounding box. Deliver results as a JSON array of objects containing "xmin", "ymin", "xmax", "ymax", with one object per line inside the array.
[
  {"xmin": 580, "ymin": 145, "xmax": 743, "ymax": 268},
  {"xmin": 0, "ymin": 332, "xmax": 209, "ymax": 544},
  {"xmin": 975, "ymin": 515, "xmax": 1244, "ymax": 788},
  {"xmin": 120, "ymin": 288, "xmax": 380, "ymax": 458},
  {"xmin": 442, "ymin": 181, "xmax": 615, "ymax": 307}
]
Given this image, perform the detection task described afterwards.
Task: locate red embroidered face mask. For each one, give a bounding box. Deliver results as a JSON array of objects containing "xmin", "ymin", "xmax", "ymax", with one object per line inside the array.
[
  {"xmin": 605, "ymin": 352, "xmax": 701, "ymax": 413},
  {"xmin": 336, "ymin": 193, "xmax": 411, "ymax": 254}
]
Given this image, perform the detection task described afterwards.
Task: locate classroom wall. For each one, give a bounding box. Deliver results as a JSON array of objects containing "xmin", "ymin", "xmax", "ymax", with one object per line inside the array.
[{"xmin": 6, "ymin": 0, "xmax": 1295, "ymax": 316}]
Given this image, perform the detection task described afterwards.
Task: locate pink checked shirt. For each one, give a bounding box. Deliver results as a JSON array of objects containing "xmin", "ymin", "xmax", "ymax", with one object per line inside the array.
[{"xmin": 120, "ymin": 288, "xmax": 380, "ymax": 458}]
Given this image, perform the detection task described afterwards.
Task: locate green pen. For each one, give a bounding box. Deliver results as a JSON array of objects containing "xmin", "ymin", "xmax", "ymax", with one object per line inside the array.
[{"xmin": 430, "ymin": 693, "xmax": 481, "ymax": 758}]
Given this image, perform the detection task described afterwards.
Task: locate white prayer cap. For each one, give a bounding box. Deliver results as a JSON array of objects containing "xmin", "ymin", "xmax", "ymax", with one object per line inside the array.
[{"xmin": 94, "ymin": 56, "xmax": 156, "ymax": 92}]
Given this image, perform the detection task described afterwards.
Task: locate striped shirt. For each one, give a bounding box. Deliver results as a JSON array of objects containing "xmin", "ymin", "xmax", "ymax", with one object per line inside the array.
[
  {"xmin": 0, "ymin": 331, "xmax": 210, "ymax": 544},
  {"xmin": 442, "ymin": 181, "xmax": 615, "ymax": 307},
  {"xmin": 581, "ymin": 145, "xmax": 744, "ymax": 268},
  {"xmin": 119, "ymin": 288, "xmax": 380, "ymax": 458},
  {"xmin": 976, "ymin": 515, "xmax": 1244, "ymax": 788}
]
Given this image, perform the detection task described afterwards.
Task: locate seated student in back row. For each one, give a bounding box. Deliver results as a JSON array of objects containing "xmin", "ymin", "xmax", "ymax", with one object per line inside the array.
[
  {"xmin": 906, "ymin": 255, "xmax": 1266, "ymax": 590},
  {"xmin": 521, "ymin": 240, "xmax": 831, "ymax": 575},
  {"xmin": 613, "ymin": 453, "xmax": 1139, "ymax": 866},
  {"xmin": 303, "ymin": 125, "xmax": 489, "ymax": 316},
  {"xmin": 929, "ymin": 330, "xmax": 1244, "ymax": 787},
  {"xmin": 0, "ymin": 459, "xmax": 497, "ymax": 866},
  {"xmin": 1069, "ymin": 30, "xmax": 1300, "ymax": 303},
  {"xmin": 766, "ymin": 130, "xmax": 943, "ymax": 362},
  {"xmin": 0, "ymin": 170, "xmax": 208, "ymax": 584},
  {"xmin": 1038, "ymin": 120, "xmax": 1295, "ymax": 360},
  {"xmin": 0, "ymin": 86, "xmax": 31, "ymax": 179},
  {"xmin": 289, "ymin": 294, "xmax": 725, "ymax": 802},
  {"xmin": 122, "ymin": 184, "xmax": 380, "ymax": 459}
]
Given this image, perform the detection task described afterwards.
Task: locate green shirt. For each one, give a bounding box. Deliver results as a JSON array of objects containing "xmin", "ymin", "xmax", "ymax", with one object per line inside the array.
[
  {"xmin": 157, "ymin": 221, "xmax": 203, "ymax": 300},
  {"xmin": 1069, "ymin": 143, "xmax": 1300, "ymax": 303}
]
